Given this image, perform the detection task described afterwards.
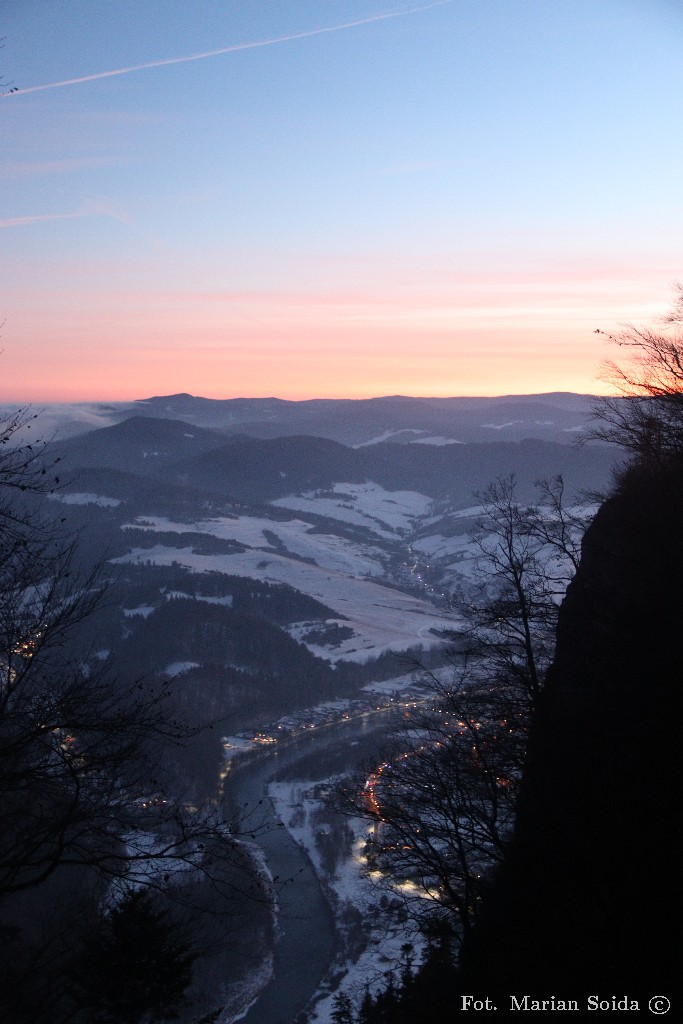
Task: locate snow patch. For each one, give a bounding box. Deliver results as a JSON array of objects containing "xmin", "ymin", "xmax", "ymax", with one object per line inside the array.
[
  {"xmin": 163, "ymin": 661, "xmax": 200, "ymax": 677},
  {"xmin": 123, "ymin": 604, "xmax": 155, "ymax": 618},
  {"xmin": 481, "ymin": 420, "xmax": 523, "ymax": 430},
  {"xmin": 410, "ymin": 435, "xmax": 463, "ymax": 446},
  {"xmin": 49, "ymin": 491, "xmax": 121, "ymax": 507},
  {"xmin": 354, "ymin": 428, "xmax": 423, "ymax": 447}
]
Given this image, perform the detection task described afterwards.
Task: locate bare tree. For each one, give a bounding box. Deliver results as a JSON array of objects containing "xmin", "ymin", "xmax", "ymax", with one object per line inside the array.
[
  {"xmin": 0, "ymin": 410, "xmax": 247, "ymax": 900},
  {"xmin": 340, "ymin": 476, "xmax": 590, "ymax": 938},
  {"xmin": 0, "ymin": 37, "xmax": 19, "ymax": 95},
  {"xmin": 461, "ymin": 474, "xmax": 586, "ymax": 707},
  {"xmin": 0, "ymin": 556, "xmax": 247, "ymax": 898},
  {"xmin": 355, "ymin": 670, "xmax": 523, "ymax": 938},
  {"xmin": 0, "ymin": 408, "xmax": 272, "ymax": 1024},
  {"xmin": 590, "ymin": 283, "xmax": 683, "ymax": 461}
]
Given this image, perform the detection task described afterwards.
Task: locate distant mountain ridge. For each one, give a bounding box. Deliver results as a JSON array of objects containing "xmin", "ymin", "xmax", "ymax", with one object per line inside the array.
[
  {"xmin": 54, "ymin": 414, "xmax": 616, "ymax": 507},
  {"xmin": 129, "ymin": 392, "xmax": 596, "ymax": 446},
  {"xmin": 5, "ymin": 392, "xmax": 602, "ymax": 446}
]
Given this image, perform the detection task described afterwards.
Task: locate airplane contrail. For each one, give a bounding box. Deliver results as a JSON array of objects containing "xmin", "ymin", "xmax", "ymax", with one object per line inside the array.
[
  {"xmin": 4, "ymin": 2, "xmax": 452, "ymax": 98},
  {"xmin": 0, "ymin": 210, "xmax": 85, "ymax": 228}
]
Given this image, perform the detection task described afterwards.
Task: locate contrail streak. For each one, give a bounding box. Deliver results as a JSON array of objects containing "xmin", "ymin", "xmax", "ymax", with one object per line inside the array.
[
  {"xmin": 0, "ymin": 211, "xmax": 85, "ymax": 228},
  {"xmin": 4, "ymin": 2, "xmax": 452, "ymax": 98}
]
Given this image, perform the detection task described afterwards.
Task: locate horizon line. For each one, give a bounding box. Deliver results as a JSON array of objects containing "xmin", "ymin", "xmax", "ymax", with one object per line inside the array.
[{"xmin": 0, "ymin": 389, "xmax": 604, "ymax": 408}]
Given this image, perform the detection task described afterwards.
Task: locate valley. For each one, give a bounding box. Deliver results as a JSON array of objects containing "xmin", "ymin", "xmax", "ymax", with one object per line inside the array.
[{"xmin": 15, "ymin": 393, "xmax": 617, "ymax": 1022}]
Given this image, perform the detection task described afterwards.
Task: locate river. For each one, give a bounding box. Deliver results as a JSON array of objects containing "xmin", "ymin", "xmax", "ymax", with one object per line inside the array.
[{"xmin": 225, "ymin": 711, "xmax": 400, "ymax": 1024}]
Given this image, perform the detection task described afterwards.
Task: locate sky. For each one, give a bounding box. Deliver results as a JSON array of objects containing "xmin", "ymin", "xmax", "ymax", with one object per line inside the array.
[{"xmin": 1, "ymin": 0, "xmax": 682, "ymax": 402}]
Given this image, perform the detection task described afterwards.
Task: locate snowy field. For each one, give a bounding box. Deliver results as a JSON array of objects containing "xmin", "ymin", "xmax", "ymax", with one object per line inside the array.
[
  {"xmin": 114, "ymin": 540, "xmax": 458, "ymax": 662},
  {"xmin": 128, "ymin": 514, "xmax": 388, "ymax": 578},
  {"xmin": 272, "ymin": 482, "xmax": 434, "ymax": 539}
]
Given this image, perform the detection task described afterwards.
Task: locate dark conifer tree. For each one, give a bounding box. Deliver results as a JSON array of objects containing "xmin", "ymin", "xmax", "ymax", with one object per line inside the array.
[
  {"xmin": 331, "ymin": 989, "xmax": 355, "ymax": 1024},
  {"xmin": 358, "ymin": 986, "xmax": 374, "ymax": 1024},
  {"xmin": 72, "ymin": 889, "xmax": 196, "ymax": 1023}
]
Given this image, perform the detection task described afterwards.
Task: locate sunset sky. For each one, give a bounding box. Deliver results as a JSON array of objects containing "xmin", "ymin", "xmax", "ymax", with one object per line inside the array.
[{"xmin": 1, "ymin": 0, "xmax": 682, "ymax": 402}]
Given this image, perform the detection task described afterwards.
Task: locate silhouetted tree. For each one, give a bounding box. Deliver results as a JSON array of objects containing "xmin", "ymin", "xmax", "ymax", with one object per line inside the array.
[
  {"xmin": 0, "ymin": 406, "xmax": 257, "ymax": 899},
  {"xmin": 462, "ymin": 473, "xmax": 585, "ymax": 706},
  {"xmin": 357, "ymin": 920, "xmax": 459, "ymax": 1024},
  {"xmin": 591, "ymin": 283, "xmax": 683, "ymax": 460},
  {"xmin": 72, "ymin": 888, "xmax": 196, "ymax": 1023},
  {"xmin": 0, "ymin": 37, "xmax": 19, "ymax": 95},
  {"xmin": 0, "ymin": 410, "xmax": 266, "ymax": 1022},
  {"xmin": 331, "ymin": 989, "xmax": 355, "ymax": 1024},
  {"xmin": 340, "ymin": 477, "xmax": 589, "ymax": 938}
]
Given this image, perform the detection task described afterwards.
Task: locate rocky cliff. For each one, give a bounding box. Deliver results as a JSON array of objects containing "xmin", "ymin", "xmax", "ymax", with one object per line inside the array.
[{"xmin": 461, "ymin": 456, "xmax": 682, "ymax": 995}]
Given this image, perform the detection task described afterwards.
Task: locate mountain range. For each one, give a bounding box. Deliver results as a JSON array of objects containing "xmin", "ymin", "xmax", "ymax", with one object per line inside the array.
[
  {"xmin": 7, "ymin": 390, "xmax": 599, "ymax": 447},
  {"xmin": 35, "ymin": 391, "xmax": 619, "ymax": 679},
  {"xmin": 51, "ymin": 393, "xmax": 615, "ymax": 508}
]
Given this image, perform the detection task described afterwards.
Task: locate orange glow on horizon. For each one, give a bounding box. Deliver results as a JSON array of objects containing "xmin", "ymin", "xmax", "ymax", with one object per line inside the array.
[
  {"xmin": 0, "ymin": 314, "xmax": 608, "ymax": 403},
  {"xmin": 1, "ymin": 262, "xmax": 676, "ymax": 405}
]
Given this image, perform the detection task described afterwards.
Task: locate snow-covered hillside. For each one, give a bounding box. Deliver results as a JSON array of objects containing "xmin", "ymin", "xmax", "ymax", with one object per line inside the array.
[{"xmin": 272, "ymin": 482, "xmax": 434, "ymax": 538}]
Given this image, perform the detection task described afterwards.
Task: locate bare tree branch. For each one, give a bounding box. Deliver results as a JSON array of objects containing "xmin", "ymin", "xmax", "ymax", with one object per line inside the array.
[
  {"xmin": 589, "ymin": 283, "xmax": 683, "ymax": 461},
  {"xmin": 337, "ymin": 477, "xmax": 591, "ymax": 941}
]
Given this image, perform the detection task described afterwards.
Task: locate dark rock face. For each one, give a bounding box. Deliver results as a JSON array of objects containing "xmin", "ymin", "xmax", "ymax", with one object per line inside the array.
[{"xmin": 462, "ymin": 458, "xmax": 682, "ymax": 996}]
